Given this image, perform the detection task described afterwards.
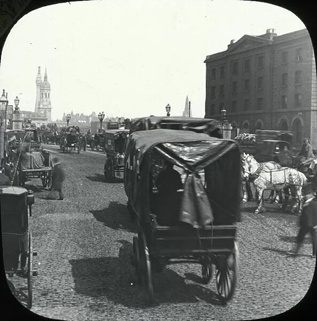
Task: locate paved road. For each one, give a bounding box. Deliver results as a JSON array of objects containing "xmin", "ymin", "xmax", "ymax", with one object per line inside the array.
[{"xmin": 8, "ymin": 144, "xmax": 316, "ymax": 320}]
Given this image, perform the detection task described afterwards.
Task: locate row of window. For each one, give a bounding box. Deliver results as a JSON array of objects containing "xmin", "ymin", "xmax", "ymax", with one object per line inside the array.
[
  {"xmin": 281, "ymin": 94, "xmax": 302, "ymax": 108},
  {"xmin": 41, "ymin": 92, "xmax": 50, "ymax": 98},
  {"xmin": 210, "ymin": 93, "xmax": 302, "ymax": 114},
  {"xmin": 211, "ymin": 70, "xmax": 303, "ymax": 98},
  {"xmin": 210, "ymin": 47, "xmax": 303, "ymax": 79},
  {"xmin": 210, "ymin": 98, "xmax": 263, "ymax": 114},
  {"xmin": 281, "ymin": 71, "xmax": 303, "ymax": 86}
]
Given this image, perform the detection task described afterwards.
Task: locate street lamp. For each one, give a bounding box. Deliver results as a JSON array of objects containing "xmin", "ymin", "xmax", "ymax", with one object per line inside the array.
[
  {"xmin": 98, "ymin": 111, "xmax": 105, "ymax": 130},
  {"xmin": 14, "ymin": 96, "xmax": 20, "ymax": 110},
  {"xmin": 0, "ymin": 89, "xmax": 9, "ymax": 164},
  {"xmin": 66, "ymin": 114, "xmax": 71, "ymax": 126},
  {"xmin": 221, "ymin": 108, "xmax": 227, "ymax": 124},
  {"xmin": 165, "ymin": 104, "xmax": 171, "ymax": 117}
]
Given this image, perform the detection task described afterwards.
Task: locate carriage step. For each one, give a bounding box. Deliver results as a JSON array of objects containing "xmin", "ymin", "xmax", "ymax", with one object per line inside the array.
[
  {"xmin": 33, "ymin": 251, "xmax": 38, "ymax": 256},
  {"xmin": 33, "ymin": 270, "xmax": 38, "ymax": 276}
]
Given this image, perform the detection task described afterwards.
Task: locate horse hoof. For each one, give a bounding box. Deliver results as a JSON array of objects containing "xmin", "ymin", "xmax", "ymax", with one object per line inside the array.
[
  {"xmin": 255, "ymin": 209, "xmax": 260, "ymax": 214},
  {"xmin": 261, "ymin": 208, "xmax": 266, "ymax": 213}
]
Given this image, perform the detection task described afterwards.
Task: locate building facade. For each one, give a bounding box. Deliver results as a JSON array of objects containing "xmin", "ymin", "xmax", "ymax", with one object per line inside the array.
[{"xmin": 204, "ymin": 28, "xmax": 317, "ymax": 148}]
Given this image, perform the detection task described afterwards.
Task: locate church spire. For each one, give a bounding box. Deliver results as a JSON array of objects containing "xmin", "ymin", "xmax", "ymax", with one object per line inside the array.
[
  {"xmin": 36, "ymin": 66, "xmax": 42, "ymax": 85},
  {"xmin": 44, "ymin": 67, "xmax": 48, "ymax": 82}
]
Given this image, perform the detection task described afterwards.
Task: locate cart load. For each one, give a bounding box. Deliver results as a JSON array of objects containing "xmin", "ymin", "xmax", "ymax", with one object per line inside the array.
[
  {"xmin": 125, "ymin": 129, "xmax": 241, "ymax": 304},
  {"xmin": 129, "ymin": 116, "xmax": 222, "ymax": 137}
]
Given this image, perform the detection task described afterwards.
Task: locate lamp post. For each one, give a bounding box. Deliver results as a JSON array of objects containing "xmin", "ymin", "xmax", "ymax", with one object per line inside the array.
[
  {"xmin": 12, "ymin": 95, "xmax": 22, "ymax": 130},
  {"xmin": 165, "ymin": 104, "xmax": 171, "ymax": 117},
  {"xmin": 0, "ymin": 89, "xmax": 9, "ymax": 165},
  {"xmin": 66, "ymin": 114, "xmax": 71, "ymax": 126},
  {"xmin": 98, "ymin": 111, "xmax": 105, "ymax": 130}
]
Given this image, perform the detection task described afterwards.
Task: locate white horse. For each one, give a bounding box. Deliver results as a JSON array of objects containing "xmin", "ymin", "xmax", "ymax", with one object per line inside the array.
[
  {"xmin": 242, "ymin": 154, "xmax": 307, "ymax": 214},
  {"xmin": 241, "ymin": 153, "xmax": 282, "ymax": 203}
]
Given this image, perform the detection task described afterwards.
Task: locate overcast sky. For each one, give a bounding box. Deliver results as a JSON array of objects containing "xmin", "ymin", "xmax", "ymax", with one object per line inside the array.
[{"xmin": 0, "ymin": 0, "xmax": 307, "ymax": 121}]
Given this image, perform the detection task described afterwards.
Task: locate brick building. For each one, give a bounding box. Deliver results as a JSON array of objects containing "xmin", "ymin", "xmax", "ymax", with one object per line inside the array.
[{"xmin": 204, "ymin": 28, "xmax": 317, "ymax": 149}]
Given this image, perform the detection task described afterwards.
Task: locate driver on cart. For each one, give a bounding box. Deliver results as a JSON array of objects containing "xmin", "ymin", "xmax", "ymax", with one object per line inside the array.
[{"xmin": 296, "ymin": 138, "xmax": 314, "ymax": 168}]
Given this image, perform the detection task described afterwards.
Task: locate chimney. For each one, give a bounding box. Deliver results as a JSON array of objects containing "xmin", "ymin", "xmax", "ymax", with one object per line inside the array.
[{"xmin": 265, "ymin": 28, "xmax": 276, "ymax": 40}]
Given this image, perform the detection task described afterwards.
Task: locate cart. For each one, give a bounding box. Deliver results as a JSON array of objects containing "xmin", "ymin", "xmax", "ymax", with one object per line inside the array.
[
  {"xmin": 104, "ymin": 129, "xmax": 129, "ymax": 182},
  {"xmin": 124, "ymin": 129, "xmax": 241, "ymax": 304},
  {"xmin": 1, "ymin": 186, "xmax": 38, "ymax": 309},
  {"xmin": 59, "ymin": 126, "xmax": 81, "ymax": 153},
  {"xmin": 18, "ymin": 149, "xmax": 53, "ymax": 188}
]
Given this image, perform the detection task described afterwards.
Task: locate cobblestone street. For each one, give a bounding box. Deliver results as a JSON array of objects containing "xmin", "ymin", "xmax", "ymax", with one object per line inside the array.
[{"xmin": 7, "ymin": 145, "xmax": 316, "ymax": 320}]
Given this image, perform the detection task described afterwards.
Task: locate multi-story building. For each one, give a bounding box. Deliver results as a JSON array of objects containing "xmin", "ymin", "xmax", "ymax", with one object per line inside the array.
[{"xmin": 204, "ymin": 28, "xmax": 317, "ymax": 148}]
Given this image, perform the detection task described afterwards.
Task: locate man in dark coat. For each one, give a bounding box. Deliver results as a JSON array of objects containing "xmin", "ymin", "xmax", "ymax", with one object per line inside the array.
[
  {"xmin": 289, "ymin": 191, "xmax": 317, "ymax": 258},
  {"xmin": 51, "ymin": 157, "xmax": 65, "ymax": 200},
  {"xmin": 296, "ymin": 138, "xmax": 314, "ymax": 167}
]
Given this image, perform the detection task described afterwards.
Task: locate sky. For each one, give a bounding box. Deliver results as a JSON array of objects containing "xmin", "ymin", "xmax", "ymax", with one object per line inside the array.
[{"xmin": 0, "ymin": 0, "xmax": 307, "ymax": 121}]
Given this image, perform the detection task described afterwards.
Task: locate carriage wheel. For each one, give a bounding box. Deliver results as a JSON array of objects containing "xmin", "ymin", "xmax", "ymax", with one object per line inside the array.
[
  {"xmin": 47, "ymin": 172, "xmax": 52, "ymax": 190},
  {"xmin": 201, "ymin": 263, "xmax": 213, "ymax": 284},
  {"xmin": 132, "ymin": 237, "xmax": 142, "ymax": 285},
  {"xmin": 27, "ymin": 233, "xmax": 33, "ymax": 309},
  {"xmin": 139, "ymin": 233, "xmax": 154, "ymax": 304},
  {"xmin": 41, "ymin": 174, "xmax": 47, "ymax": 187},
  {"xmin": 215, "ymin": 241, "xmax": 238, "ymax": 304}
]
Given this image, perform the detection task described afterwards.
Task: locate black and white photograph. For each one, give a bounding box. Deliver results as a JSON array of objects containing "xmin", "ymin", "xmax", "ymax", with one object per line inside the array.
[{"xmin": 0, "ymin": 0, "xmax": 316, "ymax": 320}]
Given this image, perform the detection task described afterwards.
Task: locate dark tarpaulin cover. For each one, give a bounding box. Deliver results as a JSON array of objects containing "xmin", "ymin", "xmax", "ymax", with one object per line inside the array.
[
  {"xmin": 124, "ymin": 129, "xmax": 240, "ymax": 228},
  {"xmin": 129, "ymin": 116, "xmax": 222, "ymax": 138}
]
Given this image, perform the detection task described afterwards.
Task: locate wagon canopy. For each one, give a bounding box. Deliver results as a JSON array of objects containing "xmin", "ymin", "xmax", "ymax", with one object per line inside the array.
[
  {"xmin": 129, "ymin": 116, "xmax": 222, "ymax": 137},
  {"xmin": 125, "ymin": 129, "xmax": 241, "ymax": 228}
]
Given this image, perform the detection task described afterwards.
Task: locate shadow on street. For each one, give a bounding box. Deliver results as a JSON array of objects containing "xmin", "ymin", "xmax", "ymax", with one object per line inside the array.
[
  {"xmin": 69, "ymin": 240, "xmax": 223, "ymax": 310},
  {"xmin": 86, "ymin": 173, "xmax": 105, "ymax": 183},
  {"xmin": 262, "ymin": 246, "xmax": 312, "ymax": 258},
  {"xmin": 279, "ymin": 235, "xmax": 310, "ymax": 244},
  {"xmin": 90, "ymin": 201, "xmax": 137, "ymax": 233}
]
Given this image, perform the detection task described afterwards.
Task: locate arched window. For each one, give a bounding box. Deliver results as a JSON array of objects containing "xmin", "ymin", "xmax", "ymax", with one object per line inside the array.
[
  {"xmin": 242, "ymin": 122, "xmax": 249, "ymax": 134},
  {"xmin": 292, "ymin": 119, "xmax": 303, "ymax": 145},
  {"xmin": 280, "ymin": 120, "xmax": 288, "ymax": 130},
  {"xmin": 256, "ymin": 122, "xmax": 262, "ymax": 130}
]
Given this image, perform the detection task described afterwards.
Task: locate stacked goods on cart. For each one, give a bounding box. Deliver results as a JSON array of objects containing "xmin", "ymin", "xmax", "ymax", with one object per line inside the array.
[{"xmin": 234, "ymin": 133, "xmax": 256, "ymax": 154}]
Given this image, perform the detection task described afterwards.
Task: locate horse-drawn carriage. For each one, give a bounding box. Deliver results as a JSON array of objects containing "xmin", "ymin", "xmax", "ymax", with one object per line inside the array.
[
  {"xmin": 125, "ymin": 129, "xmax": 241, "ymax": 304},
  {"xmin": 103, "ymin": 128, "xmax": 129, "ymax": 182},
  {"xmin": 90, "ymin": 129, "xmax": 106, "ymax": 151},
  {"xmin": 6, "ymin": 130, "xmax": 53, "ymax": 188},
  {"xmin": 59, "ymin": 126, "xmax": 81, "ymax": 153},
  {"xmin": 1, "ymin": 185, "xmax": 38, "ymax": 309}
]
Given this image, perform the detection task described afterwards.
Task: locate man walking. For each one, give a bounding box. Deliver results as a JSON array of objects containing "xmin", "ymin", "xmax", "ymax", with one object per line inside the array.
[
  {"xmin": 289, "ymin": 189, "xmax": 317, "ymax": 258},
  {"xmin": 51, "ymin": 157, "xmax": 65, "ymax": 200}
]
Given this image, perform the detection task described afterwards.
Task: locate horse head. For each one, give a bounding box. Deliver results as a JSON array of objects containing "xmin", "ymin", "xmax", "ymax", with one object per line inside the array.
[{"xmin": 242, "ymin": 154, "xmax": 260, "ymax": 179}]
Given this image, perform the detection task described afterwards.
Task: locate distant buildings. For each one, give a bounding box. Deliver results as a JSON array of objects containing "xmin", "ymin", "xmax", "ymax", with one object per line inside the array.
[{"xmin": 204, "ymin": 28, "xmax": 317, "ymax": 148}]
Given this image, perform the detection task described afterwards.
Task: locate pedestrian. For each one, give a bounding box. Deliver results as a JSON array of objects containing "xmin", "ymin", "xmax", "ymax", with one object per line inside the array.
[
  {"xmin": 289, "ymin": 189, "xmax": 317, "ymax": 258},
  {"xmin": 51, "ymin": 156, "xmax": 65, "ymax": 200},
  {"xmin": 0, "ymin": 166, "xmax": 11, "ymax": 185}
]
